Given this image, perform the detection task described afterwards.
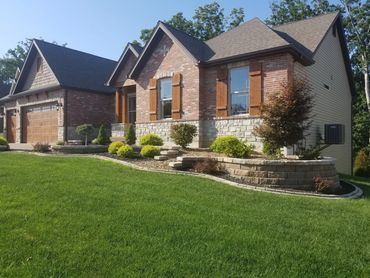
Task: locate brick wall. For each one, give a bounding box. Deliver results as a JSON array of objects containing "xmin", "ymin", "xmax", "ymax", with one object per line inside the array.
[
  {"xmin": 135, "ymin": 33, "xmax": 200, "ymax": 123},
  {"xmin": 66, "ymin": 90, "xmax": 115, "ymax": 128},
  {"xmin": 199, "ymin": 53, "xmax": 294, "ymax": 119}
]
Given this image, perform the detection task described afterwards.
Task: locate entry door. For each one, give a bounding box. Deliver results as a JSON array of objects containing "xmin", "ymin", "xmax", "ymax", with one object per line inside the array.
[
  {"xmin": 6, "ymin": 110, "xmax": 16, "ymax": 143},
  {"xmin": 127, "ymin": 94, "xmax": 136, "ymax": 124}
]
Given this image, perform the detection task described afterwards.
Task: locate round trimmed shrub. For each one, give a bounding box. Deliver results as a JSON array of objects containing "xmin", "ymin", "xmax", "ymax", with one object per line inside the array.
[
  {"xmin": 139, "ymin": 133, "xmax": 163, "ymax": 146},
  {"xmin": 210, "ymin": 136, "xmax": 255, "ymax": 158},
  {"xmin": 0, "ymin": 135, "xmax": 9, "ymax": 146},
  {"xmin": 108, "ymin": 141, "xmax": 125, "ymax": 154},
  {"xmin": 140, "ymin": 145, "xmax": 160, "ymax": 158},
  {"xmin": 117, "ymin": 144, "xmax": 135, "ymax": 158}
]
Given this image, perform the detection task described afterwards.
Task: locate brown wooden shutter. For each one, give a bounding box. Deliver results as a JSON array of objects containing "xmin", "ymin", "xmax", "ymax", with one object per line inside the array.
[
  {"xmin": 115, "ymin": 89, "xmax": 122, "ymax": 123},
  {"xmin": 121, "ymin": 87, "xmax": 128, "ymax": 123},
  {"xmin": 216, "ymin": 66, "xmax": 228, "ymax": 117},
  {"xmin": 172, "ymin": 73, "xmax": 182, "ymax": 120},
  {"xmin": 149, "ymin": 78, "xmax": 158, "ymax": 121},
  {"xmin": 249, "ymin": 62, "xmax": 263, "ymax": 116}
]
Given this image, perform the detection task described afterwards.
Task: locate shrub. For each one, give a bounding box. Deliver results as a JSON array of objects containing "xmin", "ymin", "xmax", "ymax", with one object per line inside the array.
[
  {"xmin": 56, "ymin": 140, "xmax": 64, "ymax": 146},
  {"xmin": 210, "ymin": 136, "xmax": 255, "ymax": 158},
  {"xmin": 140, "ymin": 145, "xmax": 161, "ymax": 157},
  {"xmin": 0, "ymin": 135, "xmax": 8, "ymax": 146},
  {"xmin": 353, "ymin": 147, "xmax": 370, "ymax": 177},
  {"xmin": 254, "ymin": 80, "xmax": 313, "ymax": 155},
  {"xmin": 117, "ymin": 144, "xmax": 135, "ymax": 158},
  {"xmin": 125, "ymin": 124, "xmax": 136, "ymax": 145},
  {"xmin": 108, "ymin": 141, "xmax": 125, "ymax": 154},
  {"xmin": 262, "ymin": 141, "xmax": 282, "ymax": 158},
  {"xmin": 33, "ymin": 143, "xmax": 50, "ymax": 153},
  {"xmin": 91, "ymin": 138, "xmax": 99, "ymax": 145},
  {"xmin": 139, "ymin": 133, "xmax": 163, "ymax": 146},
  {"xmin": 76, "ymin": 124, "xmax": 95, "ymax": 146},
  {"xmin": 95, "ymin": 125, "xmax": 110, "ymax": 145},
  {"xmin": 312, "ymin": 176, "xmax": 338, "ymax": 194},
  {"xmin": 170, "ymin": 124, "xmax": 197, "ymax": 149},
  {"xmin": 193, "ymin": 158, "xmax": 220, "ymax": 174}
]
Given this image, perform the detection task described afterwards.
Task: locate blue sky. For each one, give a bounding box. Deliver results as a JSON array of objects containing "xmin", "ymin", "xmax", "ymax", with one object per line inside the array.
[{"xmin": 0, "ymin": 0, "xmax": 339, "ymax": 61}]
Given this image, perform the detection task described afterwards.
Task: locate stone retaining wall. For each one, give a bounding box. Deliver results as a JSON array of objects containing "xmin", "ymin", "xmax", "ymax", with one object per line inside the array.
[{"xmin": 177, "ymin": 156, "xmax": 339, "ymax": 190}]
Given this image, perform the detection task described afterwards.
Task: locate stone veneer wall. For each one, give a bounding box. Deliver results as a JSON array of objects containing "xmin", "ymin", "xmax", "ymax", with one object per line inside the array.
[{"xmin": 217, "ymin": 157, "xmax": 339, "ymax": 190}]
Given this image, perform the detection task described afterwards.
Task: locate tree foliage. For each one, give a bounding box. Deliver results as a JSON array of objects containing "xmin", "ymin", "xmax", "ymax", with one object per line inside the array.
[
  {"xmin": 76, "ymin": 124, "xmax": 94, "ymax": 146},
  {"xmin": 139, "ymin": 2, "xmax": 245, "ymax": 44},
  {"xmin": 265, "ymin": 0, "xmax": 342, "ymax": 26},
  {"xmin": 254, "ymin": 80, "xmax": 314, "ymax": 152}
]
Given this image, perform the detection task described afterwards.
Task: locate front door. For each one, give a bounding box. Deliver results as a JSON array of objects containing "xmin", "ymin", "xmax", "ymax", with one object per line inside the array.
[{"xmin": 127, "ymin": 94, "xmax": 136, "ymax": 124}]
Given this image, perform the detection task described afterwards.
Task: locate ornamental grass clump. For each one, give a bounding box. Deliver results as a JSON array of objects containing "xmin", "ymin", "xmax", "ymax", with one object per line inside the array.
[
  {"xmin": 140, "ymin": 145, "xmax": 161, "ymax": 158},
  {"xmin": 210, "ymin": 136, "xmax": 254, "ymax": 158},
  {"xmin": 139, "ymin": 134, "xmax": 163, "ymax": 146},
  {"xmin": 254, "ymin": 80, "xmax": 313, "ymax": 157},
  {"xmin": 353, "ymin": 147, "xmax": 370, "ymax": 177},
  {"xmin": 108, "ymin": 141, "xmax": 125, "ymax": 154}
]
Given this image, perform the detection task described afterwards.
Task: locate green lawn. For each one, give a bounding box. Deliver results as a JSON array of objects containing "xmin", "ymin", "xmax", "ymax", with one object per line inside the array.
[{"xmin": 0, "ymin": 153, "xmax": 369, "ymax": 277}]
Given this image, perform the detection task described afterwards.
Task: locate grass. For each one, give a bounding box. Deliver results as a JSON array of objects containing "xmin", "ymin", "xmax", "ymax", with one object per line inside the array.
[{"xmin": 0, "ymin": 153, "xmax": 369, "ymax": 277}]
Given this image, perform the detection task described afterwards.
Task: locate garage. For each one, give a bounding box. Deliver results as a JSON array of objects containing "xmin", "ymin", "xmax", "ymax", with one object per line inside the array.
[
  {"xmin": 22, "ymin": 103, "xmax": 59, "ymax": 143},
  {"xmin": 6, "ymin": 109, "xmax": 16, "ymax": 143}
]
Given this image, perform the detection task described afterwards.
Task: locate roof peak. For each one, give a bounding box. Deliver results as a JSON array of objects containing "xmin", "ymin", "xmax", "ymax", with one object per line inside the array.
[
  {"xmin": 33, "ymin": 39, "xmax": 116, "ymax": 63},
  {"xmin": 271, "ymin": 11, "xmax": 340, "ymax": 28}
]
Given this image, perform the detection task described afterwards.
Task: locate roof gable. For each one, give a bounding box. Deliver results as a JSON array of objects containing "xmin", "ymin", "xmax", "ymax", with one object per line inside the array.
[
  {"xmin": 12, "ymin": 40, "xmax": 117, "ymax": 95},
  {"xmin": 130, "ymin": 21, "xmax": 212, "ymax": 79},
  {"xmin": 106, "ymin": 43, "xmax": 143, "ymax": 86}
]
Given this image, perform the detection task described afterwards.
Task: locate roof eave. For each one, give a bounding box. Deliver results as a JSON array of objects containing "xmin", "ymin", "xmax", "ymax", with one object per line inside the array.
[{"xmin": 201, "ymin": 45, "xmax": 313, "ymax": 67}]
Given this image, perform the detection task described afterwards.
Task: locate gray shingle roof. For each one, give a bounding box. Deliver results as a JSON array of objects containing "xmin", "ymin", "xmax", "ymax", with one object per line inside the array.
[
  {"xmin": 205, "ymin": 18, "xmax": 291, "ymax": 62},
  {"xmin": 0, "ymin": 83, "xmax": 10, "ymax": 98},
  {"xmin": 273, "ymin": 12, "xmax": 339, "ymax": 55},
  {"xmin": 34, "ymin": 40, "xmax": 116, "ymax": 94}
]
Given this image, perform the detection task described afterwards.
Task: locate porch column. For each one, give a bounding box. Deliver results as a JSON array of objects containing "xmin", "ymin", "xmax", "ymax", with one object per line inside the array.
[
  {"xmin": 115, "ymin": 88, "xmax": 122, "ymax": 123},
  {"xmin": 121, "ymin": 87, "xmax": 128, "ymax": 124}
]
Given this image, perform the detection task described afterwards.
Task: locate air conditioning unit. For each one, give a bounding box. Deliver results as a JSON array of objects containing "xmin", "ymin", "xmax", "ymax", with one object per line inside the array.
[{"xmin": 324, "ymin": 124, "xmax": 345, "ymax": 144}]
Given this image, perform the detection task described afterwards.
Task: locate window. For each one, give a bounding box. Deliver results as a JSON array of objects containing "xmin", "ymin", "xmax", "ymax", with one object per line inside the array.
[
  {"xmin": 159, "ymin": 78, "xmax": 172, "ymax": 119},
  {"xmin": 229, "ymin": 66, "xmax": 249, "ymax": 115},
  {"xmin": 127, "ymin": 94, "xmax": 136, "ymax": 124}
]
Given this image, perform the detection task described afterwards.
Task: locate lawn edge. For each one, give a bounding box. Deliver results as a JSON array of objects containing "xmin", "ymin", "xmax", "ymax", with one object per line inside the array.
[{"xmin": 6, "ymin": 151, "xmax": 364, "ymax": 200}]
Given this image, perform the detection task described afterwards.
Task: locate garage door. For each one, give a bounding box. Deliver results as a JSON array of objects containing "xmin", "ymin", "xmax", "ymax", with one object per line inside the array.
[
  {"xmin": 6, "ymin": 110, "xmax": 16, "ymax": 143},
  {"xmin": 22, "ymin": 103, "xmax": 58, "ymax": 143}
]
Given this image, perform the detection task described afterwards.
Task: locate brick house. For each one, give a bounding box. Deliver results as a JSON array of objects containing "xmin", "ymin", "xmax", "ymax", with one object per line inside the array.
[
  {"xmin": 107, "ymin": 12, "xmax": 354, "ymax": 174},
  {"xmin": 0, "ymin": 39, "xmax": 116, "ymax": 144}
]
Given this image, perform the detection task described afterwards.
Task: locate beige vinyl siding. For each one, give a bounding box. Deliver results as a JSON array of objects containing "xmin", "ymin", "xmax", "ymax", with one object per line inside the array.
[{"xmin": 294, "ymin": 29, "xmax": 352, "ymax": 174}]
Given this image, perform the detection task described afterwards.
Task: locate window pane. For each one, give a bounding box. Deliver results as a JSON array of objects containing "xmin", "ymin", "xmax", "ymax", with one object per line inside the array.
[
  {"xmin": 160, "ymin": 78, "xmax": 172, "ymax": 100},
  {"xmin": 163, "ymin": 100, "xmax": 172, "ymax": 118},
  {"xmin": 231, "ymin": 94, "xmax": 248, "ymax": 115},
  {"xmin": 230, "ymin": 67, "xmax": 248, "ymax": 93}
]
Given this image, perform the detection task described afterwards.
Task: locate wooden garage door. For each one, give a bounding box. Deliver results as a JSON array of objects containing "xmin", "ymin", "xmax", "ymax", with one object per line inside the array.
[
  {"xmin": 6, "ymin": 110, "xmax": 16, "ymax": 143},
  {"xmin": 22, "ymin": 103, "xmax": 58, "ymax": 143}
]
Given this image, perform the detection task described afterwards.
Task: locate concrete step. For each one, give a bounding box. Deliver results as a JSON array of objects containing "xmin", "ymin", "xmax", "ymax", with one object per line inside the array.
[
  {"xmin": 169, "ymin": 161, "xmax": 183, "ymax": 169},
  {"xmin": 154, "ymin": 155, "xmax": 169, "ymax": 161},
  {"xmin": 160, "ymin": 150, "xmax": 179, "ymax": 157}
]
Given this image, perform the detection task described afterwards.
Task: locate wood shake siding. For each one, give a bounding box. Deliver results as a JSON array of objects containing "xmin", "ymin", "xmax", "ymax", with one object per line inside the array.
[
  {"xmin": 21, "ymin": 53, "xmax": 58, "ymax": 90},
  {"xmin": 294, "ymin": 30, "xmax": 352, "ymax": 174}
]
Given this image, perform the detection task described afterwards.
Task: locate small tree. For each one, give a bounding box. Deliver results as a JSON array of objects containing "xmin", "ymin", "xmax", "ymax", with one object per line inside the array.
[
  {"xmin": 76, "ymin": 124, "xmax": 94, "ymax": 146},
  {"xmin": 95, "ymin": 125, "xmax": 110, "ymax": 145},
  {"xmin": 125, "ymin": 124, "xmax": 136, "ymax": 145},
  {"xmin": 170, "ymin": 124, "xmax": 197, "ymax": 149},
  {"xmin": 254, "ymin": 80, "xmax": 313, "ymax": 155}
]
